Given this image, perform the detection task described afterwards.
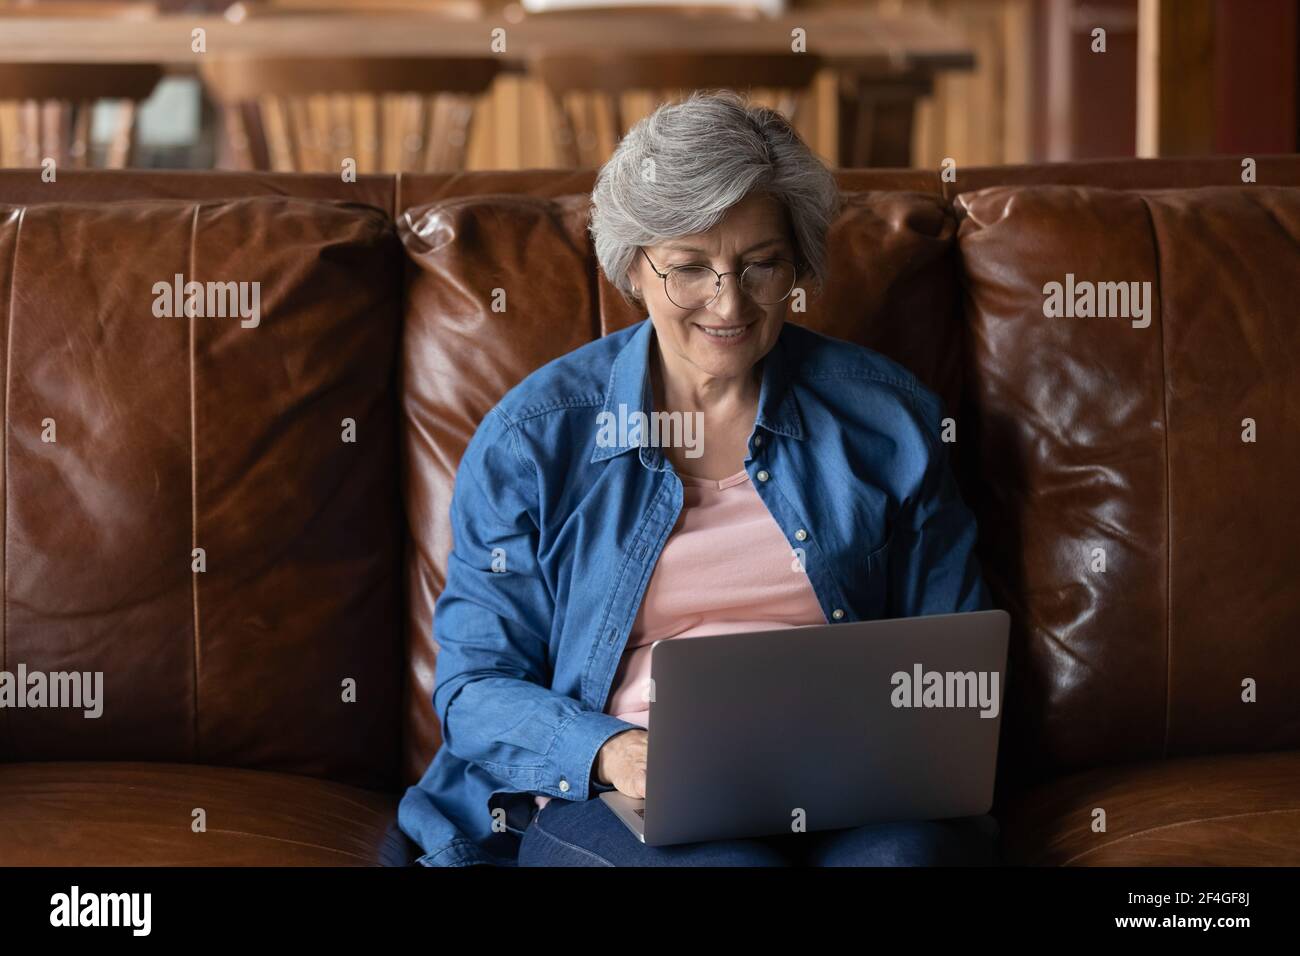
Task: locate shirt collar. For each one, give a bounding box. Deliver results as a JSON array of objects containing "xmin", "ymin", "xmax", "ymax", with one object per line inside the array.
[{"xmin": 590, "ymin": 319, "xmax": 805, "ymax": 465}]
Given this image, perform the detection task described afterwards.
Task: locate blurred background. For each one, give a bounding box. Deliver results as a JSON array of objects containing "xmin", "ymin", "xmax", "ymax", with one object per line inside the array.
[{"xmin": 0, "ymin": 0, "xmax": 1295, "ymax": 172}]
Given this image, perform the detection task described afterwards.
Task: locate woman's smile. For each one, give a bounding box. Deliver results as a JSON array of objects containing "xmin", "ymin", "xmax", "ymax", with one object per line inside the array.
[{"xmin": 692, "ymin": 318, "xmax": 757, "ymax": 344}]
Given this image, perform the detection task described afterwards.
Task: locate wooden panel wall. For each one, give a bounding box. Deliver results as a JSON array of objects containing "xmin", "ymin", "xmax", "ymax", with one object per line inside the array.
[
  {"xmin": 462, "ymin": 0, "xmax": 1034, "ymax": 170},
  {"xmin": 896, "ymin": 0, "xmax": 1035, "ymax": 168}
]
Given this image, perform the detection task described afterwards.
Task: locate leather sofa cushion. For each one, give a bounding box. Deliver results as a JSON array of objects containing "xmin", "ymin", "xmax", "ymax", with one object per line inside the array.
[
  {"xmin": 0, "ymin": 197, "xmax": 403, "ymax": 790},
  {"xmin": 999, "ymin": 748, "xmax": 1300, "ymax": 865},
  {"xmin": 397, "ymin": 187, "xmax": 964, "ymax": 784},
  {"xmin": 958, "ymin": 184, "xmax": 1300, "ymax": 784},
  {"xmin": 0, "ymin": 762, "xmax": 413, "ymax": 865}
]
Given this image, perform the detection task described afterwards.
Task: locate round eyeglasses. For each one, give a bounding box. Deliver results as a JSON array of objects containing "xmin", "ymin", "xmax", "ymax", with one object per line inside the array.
[{"xmin": 639, "ymin": 247, "xmax": 798, "ymax": 310}]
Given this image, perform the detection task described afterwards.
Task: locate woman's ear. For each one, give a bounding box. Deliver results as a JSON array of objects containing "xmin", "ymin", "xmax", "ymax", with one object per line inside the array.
[{"xmin": 625, "ymin": 252, "xmax": 652, "ymax": 308}]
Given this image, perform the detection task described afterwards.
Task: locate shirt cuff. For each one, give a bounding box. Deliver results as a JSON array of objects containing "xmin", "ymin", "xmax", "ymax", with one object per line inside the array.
[{"xmin": 547, "ymin": 710, "xmax": 641, "ymax": 800}]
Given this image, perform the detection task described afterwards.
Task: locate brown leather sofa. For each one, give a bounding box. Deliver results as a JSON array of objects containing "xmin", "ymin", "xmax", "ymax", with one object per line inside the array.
[{"xmin": 0, "ymin": 156, "xmax": 1297, "ymax": 866}]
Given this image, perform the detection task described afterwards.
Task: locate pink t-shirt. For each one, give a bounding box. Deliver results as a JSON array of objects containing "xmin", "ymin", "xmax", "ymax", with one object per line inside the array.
[{"xmin": 535, "ymin": 467, "xmax": 826, "ymax": 809}]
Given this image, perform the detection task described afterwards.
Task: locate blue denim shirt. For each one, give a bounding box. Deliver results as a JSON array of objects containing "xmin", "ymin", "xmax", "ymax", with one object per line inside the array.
[{"xmin": 398, "ymin": 318, "xmax": 991, "ymax": 866}]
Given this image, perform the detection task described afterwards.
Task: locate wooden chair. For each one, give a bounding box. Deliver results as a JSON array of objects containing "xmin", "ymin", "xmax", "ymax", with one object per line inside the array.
[
  {"xmin": 221, "ymin": 0, "xmax": 482, "ymax": 13},
  {"xmin": 0, "ymin": 63, "xmax": 163, "ymax": 169},
  {"xmin": 0, "ymin": 1, "xmax": 155, "ymax": 15},
  {"xmin": 528, "ymin": 51, "xmax": 823, "ymax": 168},
  {"xmin": 198, "ymin": 56, "xmax": 502, "ymax": 173},
  {"xmin": 518, "ymin": 2, "xmax": 769, "ymax": 19}
]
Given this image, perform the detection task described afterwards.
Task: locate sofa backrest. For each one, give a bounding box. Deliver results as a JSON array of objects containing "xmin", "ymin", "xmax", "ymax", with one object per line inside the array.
[
  {"xmin": 4, "ymin": 160, "xmax": 1298, "ymax": 799},
  {"xmin": 957, "ymin": 180, "xmax": 1300, "ymax": 789},
  {"xmin": 0, "ymin": 176, "xmax": 405, "ymax": 791}
]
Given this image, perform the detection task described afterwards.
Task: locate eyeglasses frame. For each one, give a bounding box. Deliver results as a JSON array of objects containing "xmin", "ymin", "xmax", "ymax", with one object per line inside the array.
[{"xmin": 637, "ymin": 247, "xmax": 800, "ymax": 310}]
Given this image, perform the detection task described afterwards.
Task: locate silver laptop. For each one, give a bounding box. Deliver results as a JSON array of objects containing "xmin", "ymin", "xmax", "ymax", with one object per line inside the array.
[{"xmin": 599, "ymin": 609, "xmax": 1010, "ymax": 846}]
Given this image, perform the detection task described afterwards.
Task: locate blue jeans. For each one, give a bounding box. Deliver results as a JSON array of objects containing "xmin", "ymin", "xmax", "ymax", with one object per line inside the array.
[{"xmin": 516, "ymin": 797, "xmax": 1002, "ymax": 866}]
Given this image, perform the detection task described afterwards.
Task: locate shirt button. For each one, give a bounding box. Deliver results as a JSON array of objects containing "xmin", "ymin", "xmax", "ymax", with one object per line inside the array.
[
  {"xmin": 756, "ymin": 470, "xmax": 770, "ymax": 482},
  {"xmin": 794, "ymin": 528, "xmax": 808, "ymax": 541},
  {"xmin": 832, "ymin": 608, "xmax": 846, "ymax": 620},
  {"xmin": 753, "ymin": 434, "xmax": 764, "ymax": 447},
  {"xmin": 558, "ymin": 778, "xmax": 570, "ymax": 792}
]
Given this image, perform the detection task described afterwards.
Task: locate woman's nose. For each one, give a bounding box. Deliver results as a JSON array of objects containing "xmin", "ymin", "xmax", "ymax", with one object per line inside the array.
[{"xmin": 705, "ymin": 272, "xmax": 747, "ymax": 319}]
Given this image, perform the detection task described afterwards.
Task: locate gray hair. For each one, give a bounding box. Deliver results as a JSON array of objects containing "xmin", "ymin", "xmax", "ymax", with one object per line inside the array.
[{"xmin": 589, "ymin": 89, "xmax": 843, "ymax": 306}]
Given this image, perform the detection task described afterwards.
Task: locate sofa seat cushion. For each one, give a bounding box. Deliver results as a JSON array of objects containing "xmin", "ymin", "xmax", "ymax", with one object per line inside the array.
[
  {"xmin": 998, "ymin": 749, "xmax": 1300, "ymax": 865},
  {"xmin": 0, "ymin": 762, "xmax": 415, "ymax": 865}
]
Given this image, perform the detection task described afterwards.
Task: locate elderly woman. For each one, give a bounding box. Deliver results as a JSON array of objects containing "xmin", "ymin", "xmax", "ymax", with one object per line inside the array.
[{"xmin": 399, "ymin": 91, "xmax": 997, "ymax": 867}]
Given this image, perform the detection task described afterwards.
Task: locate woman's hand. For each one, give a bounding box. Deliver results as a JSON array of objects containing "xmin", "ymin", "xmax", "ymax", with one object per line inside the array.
[{"xmin": 594, "ymin": 729, "xmax": 648, "ymax": 799}]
